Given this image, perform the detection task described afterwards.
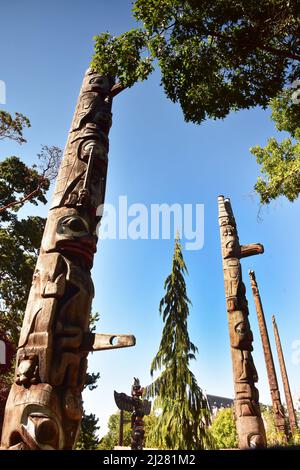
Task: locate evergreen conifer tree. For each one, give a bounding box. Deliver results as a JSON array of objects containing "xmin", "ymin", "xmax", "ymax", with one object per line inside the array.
[{"xmin": 146, "ymin": 237, "xmax": 211, "ymax": 449}]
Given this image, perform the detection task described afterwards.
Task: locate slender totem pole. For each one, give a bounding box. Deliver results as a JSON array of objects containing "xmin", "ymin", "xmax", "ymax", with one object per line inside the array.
[
  {"xmin": 114, "ymin": 378, "xmax": 151, "ymax": 450},
  {"xmin": 272, "ymin": 315, "xmax": 298, "ymax": 433},
  {"xmin": 218, "ymin": 196, "xmax": 266, "ymax": 449},
  {"xmin": 1, "ymin": 69, "xmax": 135, "ymax": 450},
  {"xmin": 249, "ymin": 271, "xmax": 288, "ymax": 438}
]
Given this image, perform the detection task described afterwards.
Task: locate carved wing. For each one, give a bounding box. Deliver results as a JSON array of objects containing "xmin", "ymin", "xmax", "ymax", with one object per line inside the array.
[
  {"xmin": 114, "ymin": 391, "xmax": 134, "ymax": 412},
  {"xmin": 142, "ymin": 399, "xmax": 151, "ymax": 416}
]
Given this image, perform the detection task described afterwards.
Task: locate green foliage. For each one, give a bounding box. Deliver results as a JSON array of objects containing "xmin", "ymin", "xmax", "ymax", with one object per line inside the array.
[
  {"xmin": 0, "ymin": 334, "xmax": 15, "ymax": 434},
  {"xmin": 0, "ymin": 114, "xmax": 62, "ymax": 341},
  {"xmin": 0, "ymin": 155, "xmax": 49, "ymax": 343},
  {"xmin": 290, "ymin": 428, "xmax": 300, "ymax": 445},
  {"xmin": 146, "ymin": 237, "xmax": 211, "ymax": 450},
  {"xmin": 0, "ymin": 215, "xmax": 45, "ymax": 343},
  {"xmin": 76, "ymin": 412, "xmax": 100, "ymax": 450},
  {"xmin": 92, "ymin": 2, "xmax": 300, "ymax": 204},
  {"xmin": 262, "ymin": 407, "xmax": 287, "ymax": 446},
  {"xmin": 0, "ymin": 156, "xmax": 49, "ymax": 221},
  {"xmin": 98, "ymin": 411, "xmax": 132, "ymax": 449},
  {"xmin": 89, "ymin": 311, "xmax": 100, "ymax": 332},
  {"xmin": 262, "ymin": 407, "xmax": 300, "ymax": 447},
  {"xmin": 92, "ymin": 0, "xmax": 300, "ymax": 123},
  {"xmin": 251, "ymin": 88, "xmax": 300, "ymax": 203},
  {"xmin": 98, "ymin": 411, "xmax": 160, "ymax": 450},
  {"xmin": 209, "ymin": 408, "xmax": 238, "ymax": 449},
  {"xmin": 91, "ymin": 29, "xmax": 154, "ymax": 89},
  {"xmin": 85, "ymin": 372, "xmax": 101, "ymax": 391},
  {"xmin": 0, "ymin": 110, "xmax": 30, "ymax": 144},
  {"xmin": 143, "ymin": 413, "xmax": 159, "ymax": 449}
]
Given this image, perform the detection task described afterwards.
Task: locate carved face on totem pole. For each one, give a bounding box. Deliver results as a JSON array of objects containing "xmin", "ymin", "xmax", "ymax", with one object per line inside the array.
[
  {"xmin": 218, "ymin": 195, "xmax": 266, "ymax": 449},
  {"xmin": 219, "ymin": 200, "xmax": 253, "ymax": 352},
  {"xmin": 0, "ymin": 69, "xmax": 116, "ymax": 450},
  {"xmin": 42, "ymin": 72, "xmax": 113, "ymax": 270}
]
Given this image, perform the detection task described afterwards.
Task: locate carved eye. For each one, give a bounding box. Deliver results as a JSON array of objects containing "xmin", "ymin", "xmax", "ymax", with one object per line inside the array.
[
  {"xmin": 66, "ymin": 218, "xmax": 86, "ymax": 232},
  {"xmin": 90, "ymin": 77, "xmax": 103, "ymax": 85},
  {"xmin": 57, "ymin": 216, "xmax": 89, "ymax": 237},
  {"xmin": 236, "ymin": 322, "xmax": 248, "ymax": 335}
]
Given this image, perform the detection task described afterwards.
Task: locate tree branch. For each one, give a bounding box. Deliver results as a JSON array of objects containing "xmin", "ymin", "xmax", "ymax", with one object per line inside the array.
[
  {"xmin": 208, "ymin": 29, "xmax": 300, "ymax": 62},
  {"xmin": 0, "ymin": 178, "xmax": 46, "ymax": 214},
  {"xmin": 259, "ymin": 45, "xmax": 300, "ymax": 62},
  {"xmin": 110, "ymin": 82, "xmax": 126, "ymax": 98}
]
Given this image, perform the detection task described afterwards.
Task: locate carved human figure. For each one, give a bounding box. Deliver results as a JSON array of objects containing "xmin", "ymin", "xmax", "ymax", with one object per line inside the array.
[
  {"xmin": 1, "ymin": 70, "xmax": 135, "ymax": 450},
  {"xmin": 218, "ymin": 196, "xmax": 266, "ymax": 449}
]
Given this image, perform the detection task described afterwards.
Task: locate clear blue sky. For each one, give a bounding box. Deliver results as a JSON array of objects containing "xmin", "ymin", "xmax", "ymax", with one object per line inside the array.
[{"xmin": 1, "ymin": 0, "xmax": 299, "ymax": 437}]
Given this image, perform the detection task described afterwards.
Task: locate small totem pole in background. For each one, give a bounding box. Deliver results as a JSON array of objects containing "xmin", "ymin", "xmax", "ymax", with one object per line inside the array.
[
  {"xmin": 218, "ymin": 196, "xmax": 266, "ymax": 449},
  {"xmin": 272, "ymin": 315, "xmax": 298, "ymax": 433},
  {"xmin": 1, "ymin": 69, "xmax": 135, "ymax": 450},
  {"xmin": 249, "ymin": 271, "xmax": 288, "ymax": 438},
  {"xmin": 114, "ymin": 378, "xmax": 151, "ymax": 450}
]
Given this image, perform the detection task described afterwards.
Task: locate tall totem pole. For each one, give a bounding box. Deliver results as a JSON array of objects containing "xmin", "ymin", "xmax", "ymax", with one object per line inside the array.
[
  {"xmin": 1, "ymin": 69, "xmax": 135, "ymax": 450},
  {"xmin": 249, "ymin": 271, "xmax": 288, "ymax": 438},
  {"xmin": 218, "ymin": 196, "xmax": 266, "ymax": 449},
  {"xmin": 272, "ymin": 315, "xmax": 298, "ymax": 433}
]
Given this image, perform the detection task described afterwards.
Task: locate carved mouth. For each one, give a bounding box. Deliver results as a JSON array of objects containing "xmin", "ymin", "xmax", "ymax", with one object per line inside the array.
[{"xmin": 58, "ymin": 239, "xmax": 96, "ymax": 266}]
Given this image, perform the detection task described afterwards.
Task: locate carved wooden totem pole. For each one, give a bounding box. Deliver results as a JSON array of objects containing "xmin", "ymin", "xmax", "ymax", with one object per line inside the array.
[
  {"xmin": 114, "ymin": 378, "xmax": 151, "ymax": 450},
  {"xmin": 272, "ymin": 315, "xmax": 298, "ymax": 433},
  {"xmin": 1, "ymin": 69, "xmax": 135, "ymax": 450},
  {"xmin": 249, "ymin": 271, "xmax": 288, "ymax": 438},
  {"xmin": 218, "ymin": 196, "xmax": 266, "ymax": 449}
]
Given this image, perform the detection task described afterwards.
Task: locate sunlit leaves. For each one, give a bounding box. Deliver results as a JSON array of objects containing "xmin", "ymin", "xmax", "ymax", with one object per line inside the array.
[
  {"xmin": 91, "ymin": 29, "xmax": 154, "ymax": 89},
  {"xmin": 251, "ymin": 89, "xmax": 300, "ymax": 203},
  {"xmin": 0, "ymin": 157, "xmax": 49, "ymax": 222},
  {"xmin": 209, "ymin": 408, "xmax": 238, "ymax": 449},
  {"xmin": 98, "ymin": 411, "xmax": 132, "ymax": 450},
  {"xmin": 92, "ymin": 0, "xmax": 300, "ymax": 124},
  {"xmin": 0, "ymin": 110, "xmax": 30, "ymax": 144}
]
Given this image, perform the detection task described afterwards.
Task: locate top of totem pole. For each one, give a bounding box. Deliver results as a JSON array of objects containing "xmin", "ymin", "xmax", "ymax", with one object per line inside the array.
[
  {"xmin": 218, "ymin": 196, "xmax": 264, "ymax": 259},
  {"xmin": 81, "ymin": 67, "xmax": 114, "ymax": 93},
  {"xmin": 218, "ymin": 195, "xmax": 236, "ymax": 226},
  {"xmin": 133, "ymin": 377, "xmax": 140, "ymax": 388},
  {"xmin": 132, "ymin": 377, "xmax": 143, "ymax": 397}
]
